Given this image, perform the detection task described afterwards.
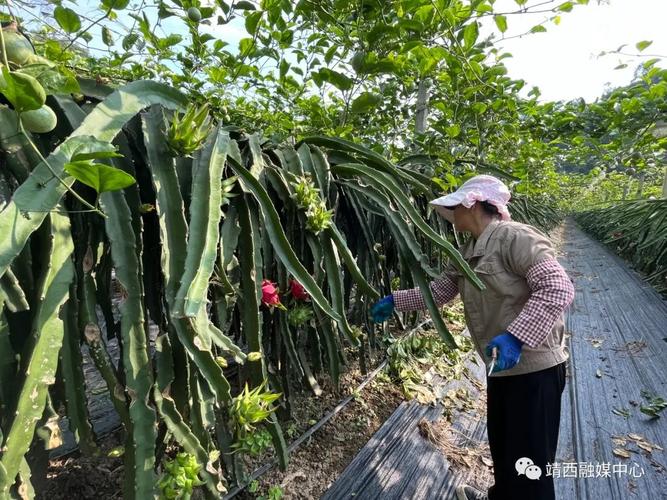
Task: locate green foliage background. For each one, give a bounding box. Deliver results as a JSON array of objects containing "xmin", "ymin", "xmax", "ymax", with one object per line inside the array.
[{"xmin": 0, "ymin": 0, "xmax": 666, "ymax": 498}]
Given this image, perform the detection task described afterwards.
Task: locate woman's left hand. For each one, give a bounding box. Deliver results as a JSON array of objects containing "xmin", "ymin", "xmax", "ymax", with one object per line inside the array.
[{"xmin": 485, "ymin": 331, "xmax": 523, "ymax": 372}]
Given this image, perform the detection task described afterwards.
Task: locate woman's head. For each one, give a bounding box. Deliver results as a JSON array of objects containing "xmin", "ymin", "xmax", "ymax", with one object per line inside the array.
[
  {"xmin": 429, "ymin": 175, "xmax": 511, "ymax": 232},
  {"xmin": 450, "ymin": 200, "xmax": 501, "ymax": 233}
]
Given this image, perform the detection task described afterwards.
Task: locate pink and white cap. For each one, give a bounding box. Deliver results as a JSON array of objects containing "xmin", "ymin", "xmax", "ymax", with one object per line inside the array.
[{"xmin": 429, "ymin": 174, "xmax": 512, "ymax": 224}]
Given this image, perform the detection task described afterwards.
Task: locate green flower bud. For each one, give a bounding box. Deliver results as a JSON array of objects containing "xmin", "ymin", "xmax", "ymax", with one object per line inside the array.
[{"xmin": 247, "ymin": 351, "xmax": 262, "ymax": 362}]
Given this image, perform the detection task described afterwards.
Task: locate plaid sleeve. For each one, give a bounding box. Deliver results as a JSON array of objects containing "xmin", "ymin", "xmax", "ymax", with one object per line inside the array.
[
  {"xmin": 393, "ymin": 275, "xmax": 459, "ymax": 312},
  {"xmin": 507, "ymin": 258, "xmax": 575, "ymax": 348}
]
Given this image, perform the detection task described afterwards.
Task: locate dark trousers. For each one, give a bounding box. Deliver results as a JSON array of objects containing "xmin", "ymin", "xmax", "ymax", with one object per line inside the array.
[{"xmin": 487, "ymin": 362, "xmax": 567, "ymax": 500}]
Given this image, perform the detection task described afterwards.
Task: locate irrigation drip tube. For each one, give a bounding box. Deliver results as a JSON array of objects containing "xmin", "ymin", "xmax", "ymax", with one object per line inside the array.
[{"xmin": 222, "ymin": 317, "xmax": 435, "ymax": 499}]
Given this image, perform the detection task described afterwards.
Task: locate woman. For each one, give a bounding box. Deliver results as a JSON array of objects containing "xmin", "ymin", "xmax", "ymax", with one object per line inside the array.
[{"xmin": 370, "ymin": 175, "xmax": 575, "ymax": 500}]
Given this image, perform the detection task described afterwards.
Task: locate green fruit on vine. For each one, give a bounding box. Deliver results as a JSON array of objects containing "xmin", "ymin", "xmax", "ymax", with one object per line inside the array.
[
  {"xmin": 9, "ymin": 71, "xmax": 47, "ymax": 111},
  {"xmin": 2, "ymin": 23, "xmax": 35, "ymax": 67},
  {"xmin": 187, "ymin": 7, "xmax": 201, "ymax": 22},
  {"xmin": 20, "ymin": 105, "xmax": 57, "ymax": 133},
  {"xmin": 350, "ymin": 51, "xmax": 365, "ymax": 73},
  {"xmin": 24, "ymin": 53, "xmax": 56, "ymax": 67}
]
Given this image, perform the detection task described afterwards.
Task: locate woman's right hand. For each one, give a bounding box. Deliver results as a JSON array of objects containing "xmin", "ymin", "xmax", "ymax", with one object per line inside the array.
[{"xmin": 370, "ymin": 295, "xmax": 395, "ymax": 323}]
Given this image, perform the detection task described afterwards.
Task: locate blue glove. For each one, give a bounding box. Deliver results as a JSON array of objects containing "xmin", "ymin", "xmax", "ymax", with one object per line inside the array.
[
  {"xmin": 370, "ymin": 295, "xmax": 394, "ymax": 323},
  {"xmin": 485, "ymin": 331, "xmax": 523, "ymax": 373}
]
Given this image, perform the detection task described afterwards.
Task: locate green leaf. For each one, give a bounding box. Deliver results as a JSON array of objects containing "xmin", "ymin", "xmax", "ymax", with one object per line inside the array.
[
  {"xmin": 445, "ymin": 124, "xmax": 461, "ymax": 138},
  {"xmin": 530, "ymin": 25, "xmax": 547, "ymax": 33},
  {"xmin": 245, "ymin": 11, "xmax": 262, "ymax": 35},
  {"xmin": 101, "ymin": 0, "xmax": 130, "ymax": 10},
  {"xmin": 414, "ymin": 5, "xmax": 434, "ymax": 24},
  {"xmin": 70, "ymin": 139, "xmax": 123, "ymax": 161},
  {"xmin": 122, "ymin": 33, "xmax": 139, "ymax": 50},
  {"xmin": 102, "ymin": 26, "xmax": 114, "ymax": 46},
  {"xmin": 557, "ymin": 2, "xmax": 574, "ymax": 12},
  {"xmin": 463, "ymin": 21, "xmax": 479, "ymax": 49},
  {"xmin": 417, "ymin": 54, "xmax": 438, "ymax": 75},
  {"xmin": 350, "ymin": 92, "xmax": 382, "ymax": 114},
  {"xmin": 157, "ymin": 33, "xmax": 183, "ymax": 49},
  {"xmin": 64, "ymin": 161, "xmax": 137, "ymax": 193},
  {"xmin": 218, "ymin": 0, "xmax": 231, "ymax": 14},
  {"xmin": 13, "ymin": 65, "xmax": 80, "ymax": 95},
  {"xmin": 1, "ymin": 67, "xmax": 46, "ymax": 112},
  {"xmin": 397, "ymin": 18, "xmax": 424, "ymax": 32},
  {"xmin": 494, "ymin": 15, "xmax": 507, "ymax": 33},
  {"xmin": 350, "ymin": 51, "xmax": 366, "ymax": 74},
  {"xmin": 472, "ymin": 102, "xmax": 488, "ymax": 114},
  {"xmin": 317, "ymin": 68, "xmax": 353, "ymax": 91},
  {"xmin": 69, "ymin": 135, "xmax": 123, "ymax": 161},
  {"xmin": 54, "ymin": 6, "xmax": 81, "ymax": 33},
  {"xmin": 324, "ymin": 44, "xmax": 337, "ymax": 64},
  {"xmin": 280, "ymin": 29, "xmax": 293, "ymax": 47},
  {"xmin": 235, "ymin": 0, "xmax": 256, "ymax": 9},
  {"xmin": 157, "ymin": 2, "xmax": 176, "ymax": 18},
  {"xmin": 636, "ymin": 40, "xmax": 653, "ymax": 52},
  {"xmin": 239, "ymin": 37, "xmax": 255, "ymax": 55},
  {"xmin": 474, "ymin": 2, "xmax": 493, "ymax": 14},
  {"xmin": 279, "ymin": 59, "xmax": 289, "ymax": 80}
]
